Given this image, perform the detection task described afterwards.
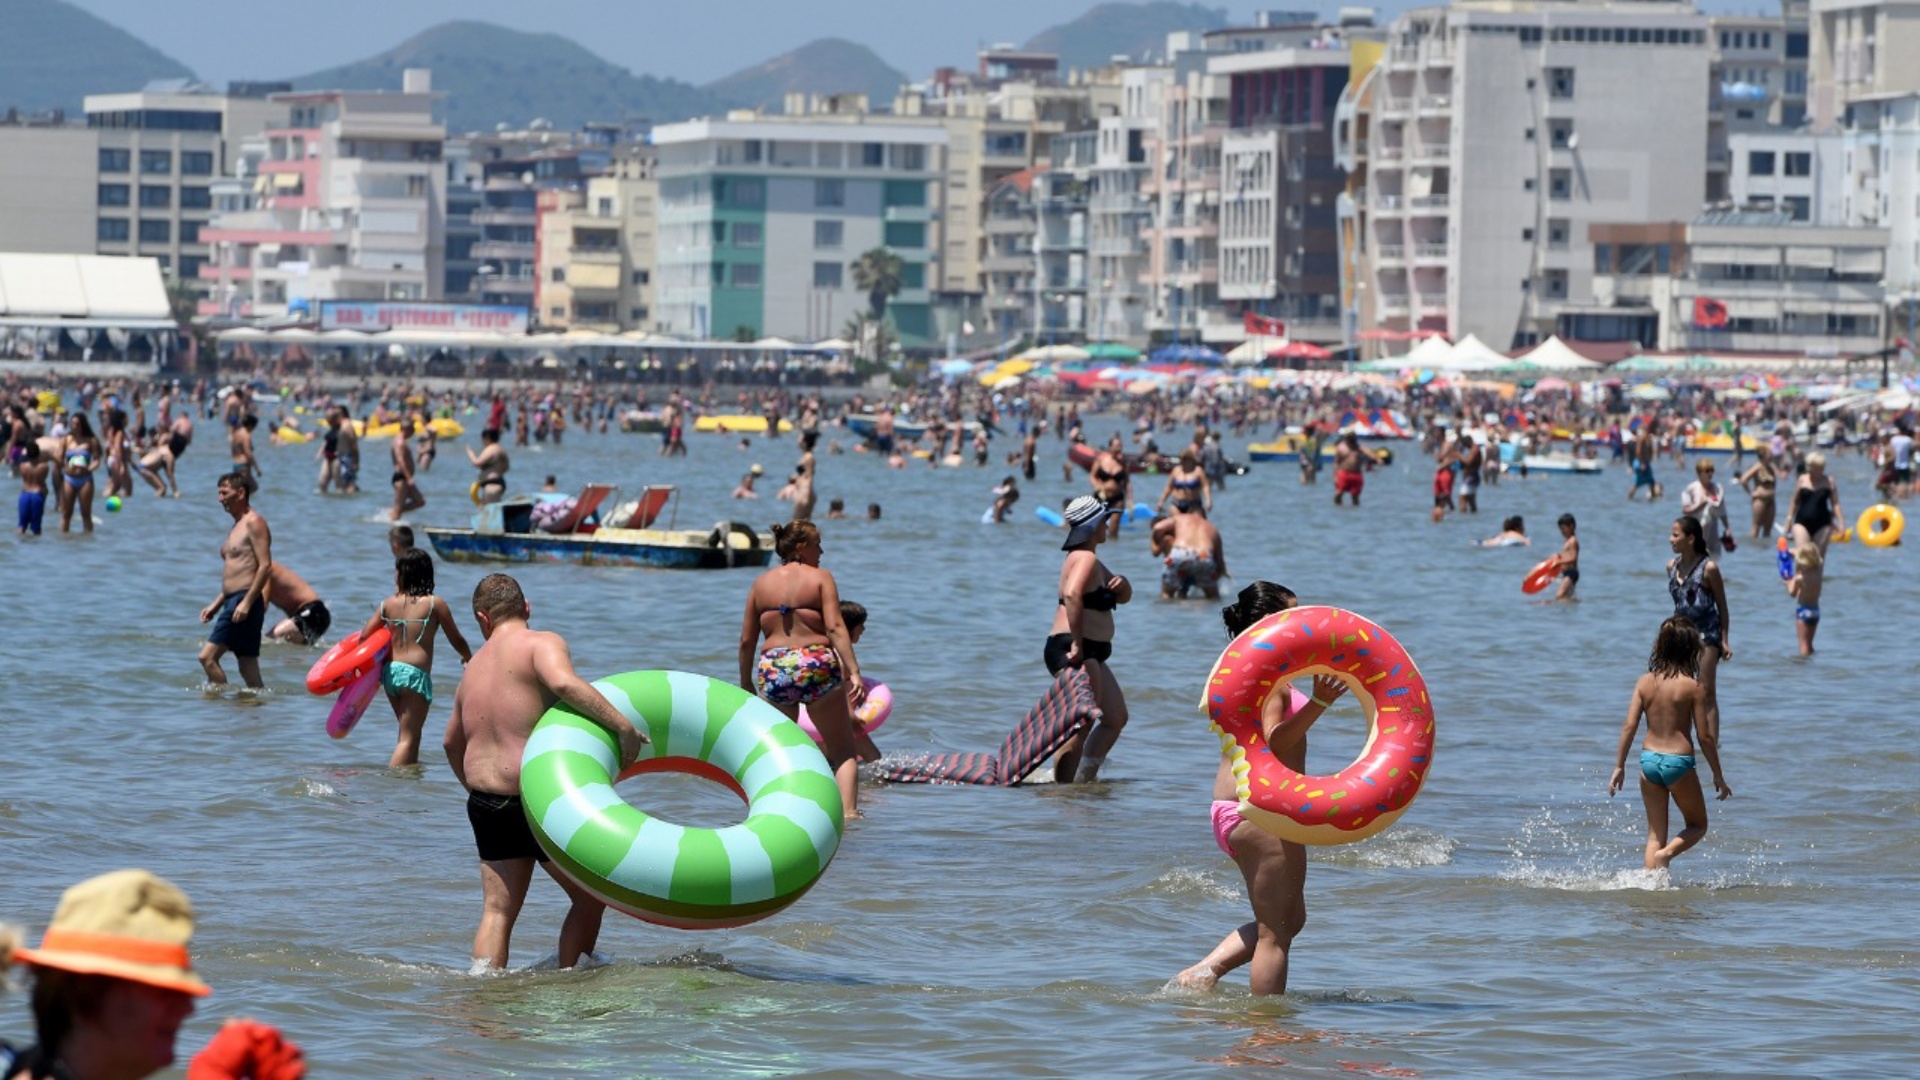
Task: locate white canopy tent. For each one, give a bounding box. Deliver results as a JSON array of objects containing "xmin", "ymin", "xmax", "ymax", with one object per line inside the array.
[
  {"xmin": 1514, "ymin": 336, "xmax": 1604, "ymax": 371},
  {"xmin": 1430, "ymin": 333, "xmax": 1512, "ymax": 372}
]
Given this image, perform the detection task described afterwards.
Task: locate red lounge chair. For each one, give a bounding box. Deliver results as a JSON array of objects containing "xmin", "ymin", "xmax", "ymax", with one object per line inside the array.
[
  {"xmin": 627, "ymin": 485, "xmax": 673, "ymax": 529},
  {"xmin": 538, "ymin": 483, "xmax": 618, "ymax": 534}
]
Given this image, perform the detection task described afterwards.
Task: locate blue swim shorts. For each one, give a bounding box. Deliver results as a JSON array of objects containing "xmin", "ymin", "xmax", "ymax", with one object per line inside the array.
[
  {"xmin": 208, "ymin": 590, "xmax": 265, "ymax": 658},
  {"xmin": 1795, "ymin": 604, "xmax": 1820, "ymax": 624},
  {"xmin": 383, "ymin": 659, "xmax": 434, "ymax": 702},
  {"xmin": 1639, "ymin": 749, "xmax": 1697, "ymax": 788}
]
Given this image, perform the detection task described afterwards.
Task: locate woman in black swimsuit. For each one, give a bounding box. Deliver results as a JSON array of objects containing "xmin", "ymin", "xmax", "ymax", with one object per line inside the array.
[
  {"xmin": 1787, "ymin": 450, "xmax": 1842, "ymax": 555},
  {"xmin": 1045, "ymin": 496, "xmax": 1131, "ymax": 783}
]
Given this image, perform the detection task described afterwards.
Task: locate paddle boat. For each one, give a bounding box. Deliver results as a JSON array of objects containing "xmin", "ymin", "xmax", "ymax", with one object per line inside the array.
[
  {"xmin": 1683, "ymin": 431, "xmax": 1766, "ymax": 456},
  {"xmin": 693, "ymin": 414, "xmax": 790, "ymax": 435},
  {"xmin": 845, "ymin": 413, "xmax": 928, "ymax": 442},
  {"xmin": 424, "ymin": 484, "xmax": 772, "ymax": 569},
  {"xmin": 619, "ymin": 410, "xmax": 666, "ymax": 434},
  {"xmin": 1510, "ymin": 454, "xmax": 1604, "ymax": 475},
  {"xmin": 1248, "ymin": 433, "xmax": 1392, "ymax": 466}
]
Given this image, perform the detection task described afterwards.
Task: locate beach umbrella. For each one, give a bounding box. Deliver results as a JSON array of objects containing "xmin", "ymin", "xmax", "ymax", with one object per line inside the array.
[
  {"xmin": 998, "ymin": 357, "xmax": 1037, "ymax": 376},
  {"xmin": 1021, "ymin": 344, "xmax": 1091, "ymax": 363},
  {"xmin": 1150, "ymin": 344, "xmax": 1226, "ymax": 365},
  {"xmin": 1631, "ymin": 383, "xmax": 1672, "ymax": 401},
  {"xmin": 937, "ymin": 358, "xmax": 973, "ymax": 376},
  {"xmin": 1532, "ymin": 376, "xmax": 1571, "ymax": 393},
  {"xmin": 1267, "ymin": 340, "xmax": 1334, "ymax": 362},
  {"xmin": 992, "ymin": 374, "xmax": 1024, "ymax": 391},
  {"xmin": 1083, "ymin": 343, "xmax": 1141, "ymax": 362},
  {"xmin": 1096, "ymin": 365, "xmax": 1134, "ymax": 381},
  {"xmin": 1125, "ymin": 379, "xmax": 1164, "ymax": 395}
]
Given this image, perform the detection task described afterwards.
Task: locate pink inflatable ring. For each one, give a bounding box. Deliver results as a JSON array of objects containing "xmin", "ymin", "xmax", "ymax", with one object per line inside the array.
[{"xmin": 798, "ymin": 677, "xmax": 892, "ymax": 742}]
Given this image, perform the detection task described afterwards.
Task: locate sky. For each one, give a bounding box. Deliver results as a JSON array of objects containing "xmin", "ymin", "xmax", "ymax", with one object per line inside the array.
[{"xmin": 65, "ymin": 0, "xmax": 1234, "ymax": 86}]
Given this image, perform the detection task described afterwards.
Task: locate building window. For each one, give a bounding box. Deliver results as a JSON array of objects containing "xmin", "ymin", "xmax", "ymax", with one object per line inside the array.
[
  {"xmin": 1547, "ymin": 67, "xmax": 1575, "ymax": 99},
  {"xmin": 1550, "ymin": 121, "xmax": 1574, "ymax": 149},
  {"xmin": 733, "ymin": 222, "xmax": 763, "ymax": 247},
  {"xmin": 1594, "ymin": 244, "xmax": 1612, "ymax": 272},
  {"xmin": 180, "ymin": 151, "xmax": 214, "ymax": 175},
  {"xmin": 550, "ymin": 268, "xmax": 566, "ymax": 283},
  {"xmin": 629, "ymin": 307, "xmax": 649, "ymax": 323},
  {"xmin": 901, "ymin": 261, "xmax": 925, "ymax": 289},
  {"xmin": 732, "ymin": 262, "xmax": 761, "ymax": 287},
  {"xmin": 139, "ymin": 185, "xmax": 171, "ymax": 208},
  {"xmin": 98, "ymin": 183, "xmax": 130, "ymax": 207},
  {"xmin": 99, "ymin": 148, "xmax": 130, "ymax": 173},
  {"xmin": 1523, "ymin": 178, "xmax": 1536, "ymax": 191},
  {"xmin": 550, "ymin": 307, "xmax": 565, "ymax": 319},
  {"xmin": 815, "ymin": 179, "xmax": 845, "ymax": 207},
  {"xmin": 631, "ymin": 269, "xmax": 650, "ymax": 285},
  {"xmin": 1749, "ymin": 150, "xmax": 1776, "ymax": 175},
  {"xmin": 138, "ymin": 219, "xmax": 170, "ymax": 243},
  {"xmin": 1524, "ymin": 127, "xmax": 1535, "ymax": 141},
  {"xmin": 180, "ymin": 220, "xmax": 202, "ymax": 244},
  {"xmin": 883, "ymin": 221, "xmax": 926, "ymax": 248},
  {"xmin": 1784, "ymin": 152, "xmax": 1811, "ymax": 177},
  {"xmin": 139, "ymin": 150, "xmax": 172, "ymax": 174},
  {"xmin": 1784, "ymin": 195, "xmax": 1811, "ymax": 221},
  {"xmin": 899, "ymin": 144, "xmax": 925, "ymax": 171},
  {"xmin": 1542, "ymin": 269, "xmax": 1568, "ymax": 299},
  {"xmin": 180, "ymin": 255, "xmax": 205, "ymax": 278},
  {"xmin": 813, "ymin": 261, "xmax": 844, "ymax": 288},
  {"xmin": 743, "ymin": 139, "xmax": 763, "ymax": 163},
  {"xmin": 1522, "ymin": 227, "xmax": 1535, "ymax": 241},
  {"xmin": 861, "ymin": 142, "xmax": 885, "ymax": 167},
  {"xmin": 1548, "ymin": 169, "xmax": 1571, "ymax": 199},
  {"xmin": 180, "ymin": 186, "xmax": 211, "ymax": 209},
  {"xmin": 97, "ymin": 218, "xmax": 130, "ymax": 242},
  {"xmin": 1547, "ymin": 219, "xmax": 1570, "ymax": 248},
  {"xmin": 814, "ymin": 220, "xmax": 844, "ymax": 248}
]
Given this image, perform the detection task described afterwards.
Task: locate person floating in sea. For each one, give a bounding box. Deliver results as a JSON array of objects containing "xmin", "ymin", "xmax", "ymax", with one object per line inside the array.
[
  {"xmin": 1478, "ymin": 515, "xmax": 1530, "ymax": 547},
  {"xmin": 733, "ymin": 463, "xmax": 763, "ymax": 500},
  {"xmin": 198, "ymin": 472, "xmax": 272, "ymax": 689},
  {"xmin": 1609, "ymin": 616, "xmax": 1731, "ymax": 871},
  {"xmin": 443, "ymin": 573, "xmax": 646, "ymax": 971},
  {"xmin": 988, "ymin": 475, "xmax": 1020, "ymax": 523},
  {"xmin": 1172, "ymin": 581, "xmax": 1348, "ymax": 995}
]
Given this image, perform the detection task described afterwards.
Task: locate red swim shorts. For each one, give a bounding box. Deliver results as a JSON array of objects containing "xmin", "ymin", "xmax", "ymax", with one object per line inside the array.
[{"xmin": 1335, "ymin": 469, "xmax": 1364, "ymax": 496}]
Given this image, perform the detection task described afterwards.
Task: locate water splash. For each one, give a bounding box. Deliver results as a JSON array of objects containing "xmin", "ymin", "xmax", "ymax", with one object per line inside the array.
[
  {"xmin": 1325, "ymin": 826, "xmax": 1457, "ymax": 868},
  {"xmin": 1138, "ymin": 866, "xmax": 1242, "ymax": 902}
]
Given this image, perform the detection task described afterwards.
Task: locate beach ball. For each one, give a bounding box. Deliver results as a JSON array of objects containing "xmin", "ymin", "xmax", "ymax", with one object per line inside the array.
[{"xmin": 105, "ymin": 496, "xmax": 122, "ymax": 512}]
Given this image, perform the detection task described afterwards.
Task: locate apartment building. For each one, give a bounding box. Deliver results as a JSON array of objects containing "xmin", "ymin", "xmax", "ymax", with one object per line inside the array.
[
  {"xmin": 1577, "ymin": 212, "xmax": 1885, "ymax": 354},
  {"xmin": 982, "ymin": 167, "xmax": 1041, "ymax": 341},
  {"xmin": 1342, "ymin": 0, "xmax": 1712, "ymax": 348},
  {"xmin": 199, "ymin": 71, "xmax": 446, "ymax": 320},
  {"xmin": 1143, "ymin": 36, "xmax": 1227, "ymax": 343},
  {"xmin": 0, "ymin": 122, "xmax": 97, "ymax": 254},
  {"xmin": 1839, "ymin": 92, "xmax": 1920, "ymax": 316},
  {"xmin": 1808, "ymin": 0, "xmax": 1920, "ymax": 131},
  {"xmin": 1727, "ymin": 129, "xmax": 1843, "ymax": 221},
  {"xmin": 650, "ymin": 116, "xmax": 948, "ymax": 344},
  {"xmin": 534, "ymin": 150, "xmax": 659, "ymax": 331},
  {"xmin": 1214, "ymin": 44, "xmax": 1351, "ymax": 344},
  {"xmin": 1087, "ymin": 70, "xmax": 1159, "ymax": 343}
]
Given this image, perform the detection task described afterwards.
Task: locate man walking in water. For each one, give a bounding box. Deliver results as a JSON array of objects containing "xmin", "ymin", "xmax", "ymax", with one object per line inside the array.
[
  {"xmin": 1629, "ymin": 419, "xmax": 1664, "ymax": 501},
  {"xmin": 443, "ymin": 573, "xmax": 648, "ymax": 971},
  {"xmin": 467, "ymin": 427, "xmax": 510, "ymax": 504},
  {"xmin": 198, "ymin": 472, "xmax": 272, "ymax": 688},
  {"xmin": 390, "ymin": 417, "xmax": 426, "ymax": 522}
]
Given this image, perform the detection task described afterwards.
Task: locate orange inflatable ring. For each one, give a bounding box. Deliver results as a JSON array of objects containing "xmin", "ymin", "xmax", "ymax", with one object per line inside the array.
[
  {"xmin": 1203, "ymin": 606, "xmax": 1434, "ymax": 845},
  {"xmin": 1521, "ymin": 558, "xmax": 1562, "ymax": 595},
  {"xmin": 1857, "ymin": 504, "xmax": 1904, "ymax": 548},
  {"xmin": 305, "ymin": 626, "xmax": 392, "ymax": 696}
]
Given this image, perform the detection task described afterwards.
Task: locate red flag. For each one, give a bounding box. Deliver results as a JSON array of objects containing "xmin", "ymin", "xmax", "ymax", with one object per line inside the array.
[
  {"xmin": 1693, "ymin": 297, "xmax": 1728, "ymax": 329},
  {"xmin": 1243, "ymin": 311, "xmax": 1287, "ymax": 337}
]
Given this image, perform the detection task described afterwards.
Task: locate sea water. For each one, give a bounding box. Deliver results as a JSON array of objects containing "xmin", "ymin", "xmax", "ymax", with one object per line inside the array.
[{"xmin": 3, "ymin": 420, "xmax": 1915, "ymax": 1077}]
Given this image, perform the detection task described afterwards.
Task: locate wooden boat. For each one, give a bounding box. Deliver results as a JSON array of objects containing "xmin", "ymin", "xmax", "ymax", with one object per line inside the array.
[
  {"xmin": 693, "ymin": 414, "xmax": 790, "ymax": 434},
  {"xmin": 619, "ymin": 410, "xmax": 666, "ymax": 434},
  {"xmin": 1248, "ymin": 435, "xmax": 1392, "ymax": 465},
  {"xmin": 845, "ymin": 413, "xmax": 927, "ymax": 442},
  {"xmin": 424, "ymin": 484, "xmax": 771, "ymax": 569}
]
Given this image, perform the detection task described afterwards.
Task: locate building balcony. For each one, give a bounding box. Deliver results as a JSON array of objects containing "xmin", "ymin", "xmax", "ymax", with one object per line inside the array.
[
  {"xmin": 471, "ymin": 240, "xmax": 535, "ymax": 262},
  {"xmin": 1376, "ymin": 244, "xmax": 1406, "ymax": 264},
  {"xmin": 885, "ymin": 204, "xmax": 934, "ymax": 223},
  {"xmin": 1377, "ymin": 293, "xmax": 1411, "ymax": 313},
  {"xmin": 1413, "ymin": 144, "xmax": 1451, "ymax": 162},
  {"xmin": 1412, "ymin": 242, "xmax": 1449, "ymax": 263},
  {"xmin": 570, "ymin": 247, "xmax": 622, "ymax": 265},
  {"xmin": 985, "ymin": 216, "xmax": 1033, "ymax": 235},
  {"xmin": 984, "ymin": 253, "xmax": 1035, "ymax": 273},
  {"xmin": 1091, "ymin": 235, "xmax": 1145, "ymax": 256},
  {"xmin": 1381, "ymin": 97, "xmax": 1413, "ymax": 116},
  {"xmin": 1417, "ymin": 95, "xmax": 1452, "ymax": 113},
  {"xmin": 470, "ymin": 209, "xmax": 536, "ymax": 227},
  {"xmin": 1409, "ymin": 194, "xmax": 1450, "ymax": 212},
  {"xmin": 1417, "ymin": 297, "xmax": 1449, "ymax": 316}
]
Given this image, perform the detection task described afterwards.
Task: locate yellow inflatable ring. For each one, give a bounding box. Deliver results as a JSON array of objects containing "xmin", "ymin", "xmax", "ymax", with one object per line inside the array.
[{"xmin": 1857, "ymin": 504, "xmax": 1905, "ymax": 547}]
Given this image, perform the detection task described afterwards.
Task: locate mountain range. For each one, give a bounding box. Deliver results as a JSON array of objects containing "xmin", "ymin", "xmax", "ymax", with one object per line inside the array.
[{"xmin": 4, "ymin": 0, "xmax": 1225, "ymax": 130}]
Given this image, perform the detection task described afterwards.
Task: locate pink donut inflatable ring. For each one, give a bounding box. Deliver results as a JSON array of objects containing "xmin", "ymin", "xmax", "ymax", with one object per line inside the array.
[
  {"xmin": 797, "ymin": 677, "xmax": 892, "ymax": 742},
  {"xmin": 1204, "ymin": 606, "xmax": 1434, "ymax": 845}
]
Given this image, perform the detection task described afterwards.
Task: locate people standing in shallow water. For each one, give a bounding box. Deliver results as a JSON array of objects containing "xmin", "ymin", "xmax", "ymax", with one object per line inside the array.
[
  {"xmin": 359, "ymin": 549, "xmax": 472, "ymax": 768},
  {"xmin": 739, "ymin": 520, "xmax": 865, "ymax": 818},
  {"xmin": 389, "ymin": 418, "xmax": 426, "ymax": 523},
  {"xmin": 1172, "ymin": 581, "xmax": 1348, "ymax": 996},
  {"xmin": 443, "ymin": 573, "xmax": 646, "ymax": 971},
  {"xmin": 56, "ymin": 411, "xmax": 101, "ymax": 533},
  {"xmin": 1609, "ymin": 616, "xmax": 1731, "ymax": 871},
  {"xmin": 1666, "ymin": 515, "xmax": 1729, "ymax": 740},
  {"xmin": 1550, "ymin": 513, "xmax": 1580, "ymax": 602},
  {"xmin": 1787, "ymin": 451, "xmax": 1842, "ymax": 557},
  {"xmin": 198, "ymin": 473, "xmax": 271, "ymax": 689},
  {"xmin": 466, "ymin": 427, "xmax": 509, "ymax": 505},
  {"xmin": 1045, "ymin": 496, "xmax": 1131, "ymax": 782}
]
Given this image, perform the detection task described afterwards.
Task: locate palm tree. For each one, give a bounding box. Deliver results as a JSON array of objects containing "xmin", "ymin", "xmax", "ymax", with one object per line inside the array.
[{"xmin": 850, "ymin": 247, "xmax": 904, "ymax": 323}]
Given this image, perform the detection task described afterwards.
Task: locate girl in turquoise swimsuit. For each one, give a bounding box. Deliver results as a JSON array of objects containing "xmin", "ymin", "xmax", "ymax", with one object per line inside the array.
[
  {"xmin": 357, "ymin": 549, "xmax": 473, "ymax": 768},
  {"xmin": 1609, "ymin": 616, "xmax": 1732, "ymax": 871}
]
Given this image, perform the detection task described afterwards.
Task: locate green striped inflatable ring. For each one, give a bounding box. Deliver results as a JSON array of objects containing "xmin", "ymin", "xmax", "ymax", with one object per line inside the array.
[{"xmin": 519, "ymin": 670, "xmax": 844, "ymax": 929}]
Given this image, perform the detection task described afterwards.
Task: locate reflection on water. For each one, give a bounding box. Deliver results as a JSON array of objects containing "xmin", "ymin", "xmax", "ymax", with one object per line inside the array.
[{"xmin": 3, "ymin": 425, "xmax": 1915, "ymax": 1076}]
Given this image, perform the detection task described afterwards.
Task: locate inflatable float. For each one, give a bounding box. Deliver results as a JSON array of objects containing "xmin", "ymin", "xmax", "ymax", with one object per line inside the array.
[{"xmin": 877, "ymin": 669, "xmax": 1100, "ymax": 786}]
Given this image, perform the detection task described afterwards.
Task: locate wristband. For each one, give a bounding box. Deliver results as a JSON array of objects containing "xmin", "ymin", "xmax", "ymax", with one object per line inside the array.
[{"xmin": 1310, "ymin": 696, "xmax": 1333, "ymax": 708}]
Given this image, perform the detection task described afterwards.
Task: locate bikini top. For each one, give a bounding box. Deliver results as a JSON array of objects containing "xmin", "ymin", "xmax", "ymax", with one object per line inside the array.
[
  {"xmin": 1092, "ymin": 465, "xmax": 1124, "ymax": 483},
  {"xmin": 1171, "ymin": 475, "xmax": 1202, "ymax": 490},
  {"xmin": 1062, "ymin": 583, "xmax": 1120, "ymax": 612},
  {"xmin": 381, "ymin": 596, "xmax": 438, "ymax": 644}
]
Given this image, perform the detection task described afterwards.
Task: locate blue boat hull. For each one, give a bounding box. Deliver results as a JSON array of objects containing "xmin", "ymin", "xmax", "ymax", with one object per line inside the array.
[{"xmin": 424, "ymin": 527, "xmax": 772, "ymax": 569}]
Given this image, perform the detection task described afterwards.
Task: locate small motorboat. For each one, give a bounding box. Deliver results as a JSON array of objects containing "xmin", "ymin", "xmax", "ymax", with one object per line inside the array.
[{"xmin": 424, "ymin": 484, "xmax": 772, "ymax": 569}]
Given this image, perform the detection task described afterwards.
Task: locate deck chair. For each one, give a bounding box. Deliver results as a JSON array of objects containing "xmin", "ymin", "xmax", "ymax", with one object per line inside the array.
[
  {"xmin": 877, "ymin": 669, "xmax": 1100, "ymax": 787},
  {"xmin": 538, "ymin": 483, "xmax": 618, "ymax": 534},
  {"xmin": 627, "ymin": 485, "xmax": 674, "ymax": 529}
]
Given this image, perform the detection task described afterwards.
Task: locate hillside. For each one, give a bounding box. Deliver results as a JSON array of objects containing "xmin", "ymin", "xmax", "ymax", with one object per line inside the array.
[
  {"xmin": 291, "ymin": 21, "xmax": 725, "ymax": 134},
  {"xmin": 1023, "ymin": 1, "xmax": 1229, "ymax": 70},
  {"xmin": 0, "ymin": 0, "xmax": 194, "ymax": 114},
  {"xmin": 704, "ymin": 38, "xmax": 907, "ymax": 113}
]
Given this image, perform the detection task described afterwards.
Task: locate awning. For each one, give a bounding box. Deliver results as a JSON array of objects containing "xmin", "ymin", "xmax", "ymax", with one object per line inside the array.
[{"xmin": 272, "ymin": 173, "xmax": 302, "ymax": 191}]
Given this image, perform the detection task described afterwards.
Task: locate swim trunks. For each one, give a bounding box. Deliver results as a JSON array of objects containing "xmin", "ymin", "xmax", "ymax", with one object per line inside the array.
[
  {"xmin": 1211, "ymin": 799, "xmax": 1242, "ymax": 857},
  {"xmin": 754, "ymin": 643, "xmax": 843, "ymax": 706},
  {"xmin": 1334, "ymin": 469, "xmax": 1363, "ymax": 497},
  {"xmin": 291, "ymin": 600, "xmax": 331, "ymax": 644},
  {"xmin": 17, "ymin": 490, "xmax": 45, "ymax": 535},
  {"xmin": 1795, "ymin": 604, "xmax": 1819, "ymax": 624},
  {"xmin": 1043, "ymin": 633, "xmax": 1112, "ymax": 675},
  {"xmin": 1162, "ymin": 545, "xmax": 1220, "ymax": 597},
  {"xmin": 466, "ymin": 790, "xmax": 549, "ymax": 863},
  {"xmin": 1563, "ymin": 567, "xmax": 1580, "ymax": 585},
  {"xmin": 1639, "ymin": 749, "xmax": 1697, "ymax": 788},
  {"xmin": 383, "ymin": 658, "xmax": 433, "ymax": 702},
  {"xmin": 208, "ymin": 590, "xmax": 265, "ymax": 658},
  {"xmin": 1634, "ymin": 462, "xmax": 1657, "ymax": 488}
]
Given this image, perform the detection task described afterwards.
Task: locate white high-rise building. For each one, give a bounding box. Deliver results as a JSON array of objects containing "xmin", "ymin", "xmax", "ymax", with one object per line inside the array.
[{"xmin": 1341, "ymin": 0, "xmax": 1713, "ymax": 347}]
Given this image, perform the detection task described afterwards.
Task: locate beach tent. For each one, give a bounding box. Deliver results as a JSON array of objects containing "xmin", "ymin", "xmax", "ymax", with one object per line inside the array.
[
  {"xmin": 1019, "ymin": 344, "xmax": 1091, "ymax": 363},
  {"xmin": 1224, "ymin": 337, "xmax": 1276, "ymax": 365},
  {"xmin": 1515, "ymin": 336, "xmax": 1604, "ymax": 371},
  {"xmin": 1082, "ymin": 343, "xmax": 1141, "ymax": 362}
]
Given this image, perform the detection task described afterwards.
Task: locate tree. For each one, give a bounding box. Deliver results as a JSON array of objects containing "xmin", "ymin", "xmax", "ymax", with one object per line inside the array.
[{"xmin": 850, "ymin": 247, "xmax": 904, "ymax": 323}]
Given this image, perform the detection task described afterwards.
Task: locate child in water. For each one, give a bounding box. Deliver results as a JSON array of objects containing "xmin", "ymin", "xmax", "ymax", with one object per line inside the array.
[
  {"xmin": 1784, "ymin": 528, "xmax": 1823, "ymax": 656},
  {"xmin": 1550, "ymin": 513, "xmax": 1580, "ymax": 602},
  {"xmin": 358, "ymin": 549, "xmax": 473, "ymax": 767},
  {"xmin": 1479, "ymin": 515, "xmax": 1530, "ymax": 547},
  {"xmin": 839, "ymin": 601, "xmax": 882, "ymax": 762},
  {"xmin": 1172, "ymin": 581, "xmax": 1348, "ymax": 996},
  {"xmin": 1609, "ymin": 616, "xmax": 1732, "ymax": 871}
]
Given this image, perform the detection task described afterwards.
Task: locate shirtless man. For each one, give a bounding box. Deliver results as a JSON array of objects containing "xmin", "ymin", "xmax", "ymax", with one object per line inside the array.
[
  {"xmin": 264, "ymin": 562, "xmax": 332, "ymax": 645},
  {"xmin": 198, "ymin": 472, "xmax": 272, "ymax": 688},
  {"xmin": 466, "ymin": 427, "xmax": 510, "ymax": 505},
  {"xmin": 1151, "ymin": 506, "xmax": 1227, "ymax": 600},
  {"xmin": 332, "ymin": 407, "xmax": 360, "ymax": 493},
  {"xmin": 389, "ymin": 418, "xmax": 426, "ymax": 523},
  {"xmin": 1332, "ymin": 433, "xmax": 1372, "ymax": 507},
  {"xmin": 1628, "ymin": 420, "xmax": 1663, "ymax": 501},
  {"xmin": 443, "ymin": 574, "xmax": 647, "ymax": 971}
]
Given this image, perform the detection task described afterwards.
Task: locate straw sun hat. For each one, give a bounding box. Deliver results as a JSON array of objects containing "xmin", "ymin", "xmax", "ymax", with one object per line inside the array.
[{"xmin": 9, "ymin": 870, "xmax": 212, "ymax": 997}]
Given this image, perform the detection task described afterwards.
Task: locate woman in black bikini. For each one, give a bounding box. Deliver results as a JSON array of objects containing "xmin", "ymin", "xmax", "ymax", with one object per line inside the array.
[
  {"xmin": 1045, "ymin": 496, "xmax": 1131, "ymax": 783},
  {"xmin": 1156, "ymin": 448, "xmax": 1211, "ymax": 515},
  {"xmin": 1736, "ymin": 446, "xmax": 1778, "ymax": 539},
  {"xmin": 1090, "ymin": 438, "xmax": 1131, "ymax": 527}
]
